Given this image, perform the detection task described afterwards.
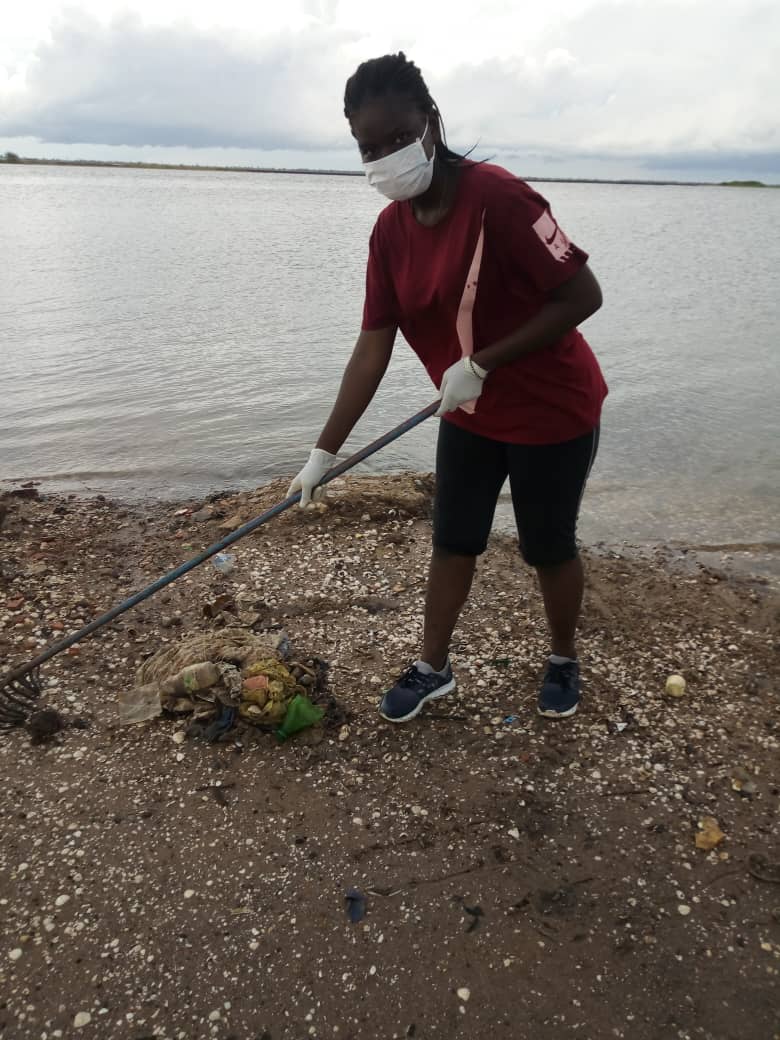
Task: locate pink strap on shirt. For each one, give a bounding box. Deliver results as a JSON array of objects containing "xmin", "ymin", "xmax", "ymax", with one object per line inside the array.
[{"xmin": 455, "ymin": 210, "xmax": 486, "ymax": 414}]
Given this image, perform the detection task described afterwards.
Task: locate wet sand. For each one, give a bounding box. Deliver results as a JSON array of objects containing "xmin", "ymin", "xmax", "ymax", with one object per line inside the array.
[{"xmin": 1, "ymin": 476, "xmax": 778, "ymax": 1040}]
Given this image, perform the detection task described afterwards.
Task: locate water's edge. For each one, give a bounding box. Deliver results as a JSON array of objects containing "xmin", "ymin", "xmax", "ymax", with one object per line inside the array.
[{"xmin": 4, "ymin": 475, "xmax": 777, "ymax": 589}]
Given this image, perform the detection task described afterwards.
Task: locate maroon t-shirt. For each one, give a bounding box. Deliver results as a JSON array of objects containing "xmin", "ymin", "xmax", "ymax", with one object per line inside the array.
[{"xmin": 362, "ymin": 161, "xmax": 608, "ymax": 444}]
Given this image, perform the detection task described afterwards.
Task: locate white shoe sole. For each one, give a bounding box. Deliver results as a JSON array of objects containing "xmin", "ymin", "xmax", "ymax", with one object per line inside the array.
[
  {"xmin": 537, "ymin": 702, "xmax": 578, "ymax": 719},
  {"xmin": 379, "ymin": 678, "xmax": 456, "ymax": 723}
]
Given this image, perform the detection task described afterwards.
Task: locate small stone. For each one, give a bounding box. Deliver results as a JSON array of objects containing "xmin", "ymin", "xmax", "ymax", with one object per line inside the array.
[
  {"xmin": 55, "ymin": 894, "xmax": 70, "ymax": 907},
  {"xmin": 665, "ymin": 674, "xmax": 686, "ymax": 698},
  {"xmin": 9, "ymin": 948, "xmax": 22, "ymax": 961},
  {"xmin": 508, "ymin": 827, "xmax": 520, "ymax": 839},
  {"xmin": 184, "ymin": 889, "xmax": 195, "ymax": 899},
  {"xmin": 175, "ymin": 752, "xmax": 185, "ymax": 762},
  {"xmin": 208, "ymin": 1010, "xmax": 221, "ymax": 1022},
  {"xmin": 338, "ymin": 725, "xmax": 350, "ymax": 742},
  {"xmin": 457, "ymin": 988, "xmax": 471, "ymax": 1002},
  {"xmin": 172, "ymin": 731, "xmax": 186, "ymax": 745},
  {"xmin": 74, "ymin": 1012, "xmax": 92, "ymax": 1028},
  {"xmin": 678, "ymin": 904, "xmax": 691, "ymax": 916}
]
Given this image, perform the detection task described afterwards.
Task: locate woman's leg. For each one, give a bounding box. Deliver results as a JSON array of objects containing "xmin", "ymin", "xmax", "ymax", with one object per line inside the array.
[
  {"xmin": 378, "ymin": 420, "xmax": 506, "ymax": 722},
  {"xmin": 508, "ymin": 427, "xmax": 599, "ymax": 716},
  {"xmin": 423, "ymin": 420, "xmax": 508, "ymax": 665},
  {"xmin": 535, "ymin": 556, "xmax": 584, "ymax": 660},
  {"xmin": 421, "ymin": 548, "xmax": 477, "ymax": 671}
]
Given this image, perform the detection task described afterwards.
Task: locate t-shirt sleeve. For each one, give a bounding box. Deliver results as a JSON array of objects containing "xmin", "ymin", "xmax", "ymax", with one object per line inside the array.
[
  {"xmin": 362, "ymin": 221, "xmax": 399, "ymax": 331},
  {"xmin": 488, "ymin": 178, "xmax": 589, "ymax": 294}
]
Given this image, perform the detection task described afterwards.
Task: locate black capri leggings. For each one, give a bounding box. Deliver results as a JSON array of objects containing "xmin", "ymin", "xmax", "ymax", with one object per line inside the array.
[{"xmin": 433, "ymin": 420, "xmax": 599, "ymax": 567}]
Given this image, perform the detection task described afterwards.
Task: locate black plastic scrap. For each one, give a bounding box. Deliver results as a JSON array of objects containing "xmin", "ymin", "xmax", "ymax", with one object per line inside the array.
[
  {"xmin": 203, "ymin": 705, "xmax": 237, "ymax": 743},
  {"xmin": 463, "ymin": 904, "xmax": 484, "ymax": 932},
  {"xmin": 345, "ymin": 888, "xmax": 367, "ymax": 923}
]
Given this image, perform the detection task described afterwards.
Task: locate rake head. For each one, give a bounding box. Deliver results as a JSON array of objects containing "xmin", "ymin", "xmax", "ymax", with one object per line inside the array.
[{"xmin": 0, "ymin": 668, "xmax": 42, "ymax": 730}]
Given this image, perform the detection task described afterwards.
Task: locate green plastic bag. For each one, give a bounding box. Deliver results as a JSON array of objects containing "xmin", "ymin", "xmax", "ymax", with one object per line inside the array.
[{"xmin": 275, "ymin": 694, "xmax": 324, "ymax": 743}]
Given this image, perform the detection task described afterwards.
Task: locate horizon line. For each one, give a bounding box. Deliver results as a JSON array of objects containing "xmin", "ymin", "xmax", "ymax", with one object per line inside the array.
[{"xmin": 1, "ymin": 154, "xmax": 776, "ymax": 188}]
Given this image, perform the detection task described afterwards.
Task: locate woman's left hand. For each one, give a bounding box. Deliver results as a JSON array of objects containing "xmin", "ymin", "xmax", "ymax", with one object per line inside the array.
[{"xmin": 435, "ymin": 357, "xmax": 488, "ymax": 416}]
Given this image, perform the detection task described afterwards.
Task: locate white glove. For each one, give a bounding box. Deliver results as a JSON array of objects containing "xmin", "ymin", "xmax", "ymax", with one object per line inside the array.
[
  {"xmin": 287, "ymin": 448, "xmax": 338, "ymax": 508},
  {"xmin": 435, "ymin": 356, "xmax": 488, "ymax": 416}
]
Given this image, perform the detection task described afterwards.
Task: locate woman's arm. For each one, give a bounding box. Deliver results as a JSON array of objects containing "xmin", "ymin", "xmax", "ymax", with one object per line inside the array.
[
  {"xmin": 472, "ymin": 265, "xmax": 603, "ymax": 373},
  {"xmin": 316, "ymin": 325, "xmax": 397, "ymax": 453}
]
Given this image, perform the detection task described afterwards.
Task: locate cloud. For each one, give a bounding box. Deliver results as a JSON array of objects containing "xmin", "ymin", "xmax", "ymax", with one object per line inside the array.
[
  {"xmin": 436, "ymin": 1, "xmax": 780, "ymax": 166},
  {"xmin": 0, "ymin": 9, "xmax": 359, "ymax": 150},
  {"xmin": 1, "ymin": 1, "xmax": 778, "ymax": 174}
]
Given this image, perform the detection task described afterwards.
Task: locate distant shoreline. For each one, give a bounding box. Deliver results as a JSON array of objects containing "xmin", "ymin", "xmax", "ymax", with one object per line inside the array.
[{"xmin": 0, "ymin": 155, "xmax": 776, "ymax": 188}]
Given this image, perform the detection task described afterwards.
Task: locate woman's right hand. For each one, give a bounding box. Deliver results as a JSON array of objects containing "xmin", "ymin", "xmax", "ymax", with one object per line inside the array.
[{"xmin": 287, "ymin": 448, "xmax": 338, "ymax": 508}]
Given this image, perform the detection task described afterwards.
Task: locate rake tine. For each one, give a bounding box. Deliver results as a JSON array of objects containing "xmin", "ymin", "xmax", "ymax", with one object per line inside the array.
[
  {"xmin": 0, "ymin": 678, "xmax": 39, "ymax": 709},
  {"xmin": 0, "ymin": 689, "xmax": 37, "ymax": 716},
  {"xmin": 0, "ymin": 698, "xmax": 29, "ymax": 724},
  {"xmin": 0, "ymin": 669, "xmax": 42, "ymax": 727},
  {"xmin": 1, "ymin": 667, "xmax": 41, "ymax": 698}
]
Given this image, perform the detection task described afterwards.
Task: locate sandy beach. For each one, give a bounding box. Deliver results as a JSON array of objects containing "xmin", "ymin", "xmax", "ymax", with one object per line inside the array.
[{"xmin": 1, "ymin": 475, "xmax": 778, "ymax": 1040}]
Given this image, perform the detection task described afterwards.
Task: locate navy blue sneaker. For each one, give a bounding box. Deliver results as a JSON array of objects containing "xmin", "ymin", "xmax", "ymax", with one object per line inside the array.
[
  {"xmin": 379, "ymin": 662, "xmax": 456, "ymax": 723},
  {"xmin": 537, "ymin": 659, "xmax": 580, "ymax": 719}
]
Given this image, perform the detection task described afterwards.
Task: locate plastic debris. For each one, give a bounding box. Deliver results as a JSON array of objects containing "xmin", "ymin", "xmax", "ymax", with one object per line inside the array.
[
  {"xmin": 463, "ymin": 905, "xmax": 484, "ymax": 933},
  {"xmin": 203, "ymin": 705, "xmax": 237, "ymax": 743},
  {"xmin": 118, "ymin": 630, "xmax": 329, "ymax": 740},
  {"xmin": 730, "ymin": 767, "xmax": 757, "ymax": 797},
  {"xmin": 345, "ymin": 888, "xmax": 367, "ymax": 923},
  {"xmin": 747, "ymin": 853, "xmax": 780, "ymax": 884},
  {"xmin": 695, "ymin": 816, "xmax": 725, "ymax": 851},
  {"xmin": 118, "ymin": 682, "xmax": 163, "ymax": 725},
  {"xmin": 161, "ymin": 662, "xmax": 221, "ymax": 700},
  {"xmin": 276, "ymin": 694, "xmax": 324, "ymax": 742},
  {"xmin": 212, "ymin": 552, "xmax": 236, "ymax": 575},
  {"xmin": 664, "ymin": 674, "xmax": 686, "ymax": 697}
]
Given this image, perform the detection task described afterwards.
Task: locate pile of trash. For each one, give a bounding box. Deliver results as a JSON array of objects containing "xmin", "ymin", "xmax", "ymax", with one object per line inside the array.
[{"xmin": 118, "ymin": 631, "xmax": 328, "ymax": 742}]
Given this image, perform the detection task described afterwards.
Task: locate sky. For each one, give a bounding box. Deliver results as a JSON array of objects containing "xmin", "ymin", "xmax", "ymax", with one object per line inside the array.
[{"xmin": 1, "ymin": 0, "xmax": 779, "ymax": 183}]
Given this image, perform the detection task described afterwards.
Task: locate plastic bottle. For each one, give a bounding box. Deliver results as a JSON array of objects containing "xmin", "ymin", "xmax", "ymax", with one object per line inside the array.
[{"xmin": 212, "ymin": 551, "xmax": 236, "ymax": 575}]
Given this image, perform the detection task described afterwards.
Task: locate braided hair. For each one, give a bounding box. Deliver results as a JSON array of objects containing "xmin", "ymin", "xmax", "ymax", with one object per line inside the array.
[{"xmin": 344, "ymin": 52, "xmax": 467, "ymax": 166}]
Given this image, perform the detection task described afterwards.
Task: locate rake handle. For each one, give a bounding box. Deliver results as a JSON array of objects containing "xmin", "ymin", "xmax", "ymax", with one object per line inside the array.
[{"xmin": 1, "ymin": 401, "xmax": 440, "ymax": 686}]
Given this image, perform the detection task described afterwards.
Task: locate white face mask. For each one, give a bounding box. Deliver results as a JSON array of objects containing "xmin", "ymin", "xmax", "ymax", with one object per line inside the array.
[{"xmin": 362, "ymin": 121, "xmax": 435, "ymax": 201}]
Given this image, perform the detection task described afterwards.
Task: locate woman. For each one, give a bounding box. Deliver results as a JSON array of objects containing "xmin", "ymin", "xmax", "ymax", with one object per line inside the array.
[{"xmin": 289, "ymin": 53, "xmax": 607, "ymax": 723}]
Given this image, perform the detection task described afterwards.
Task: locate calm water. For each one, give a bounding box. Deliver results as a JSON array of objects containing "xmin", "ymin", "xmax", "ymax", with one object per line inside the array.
[{"xmin": 1, "ymin": 165, "xmax": 778, "ymax": 549}]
